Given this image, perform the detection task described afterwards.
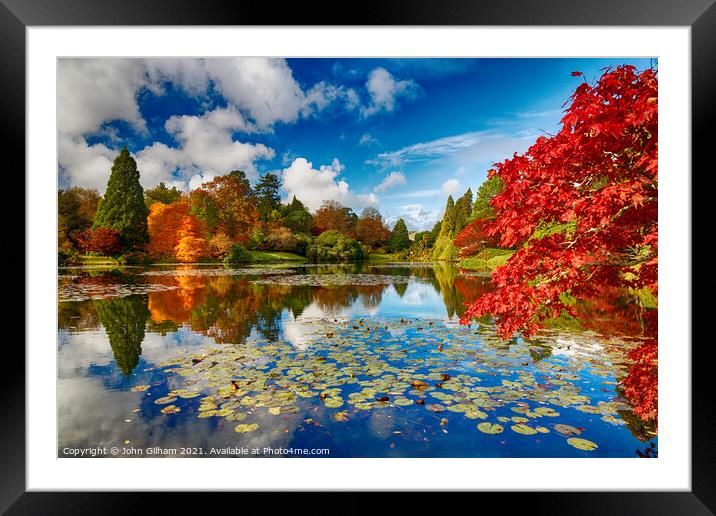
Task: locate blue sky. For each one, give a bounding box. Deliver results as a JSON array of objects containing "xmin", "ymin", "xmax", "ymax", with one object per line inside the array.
[{"xmin": 58, "ymin": 57, "xmax": 654, "ymax": 230}]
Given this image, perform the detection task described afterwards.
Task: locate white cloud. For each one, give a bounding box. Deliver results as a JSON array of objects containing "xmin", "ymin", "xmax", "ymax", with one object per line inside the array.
[
  {"xmin": 441, "ymin": 178, "xmax": 462, "ymax": 196},
  {"xmin": 358, "ymin": 133, "xmax": 379, "ymax": 146},
  {"xmin": 373, "ymin": 171, "xmax": 407, "ymax": 194},
  {"xmin": 136, "ymin": 106, "xmax": 274, "ymax": 189},
  {"xmin": 58, "ymin": 134, "xmax": 117, "ymax": 192},
  {"xmin": 281, "ymin": 157, "xmax": 378, "ymax": 213},
  {"xmin": 57, "ymin": 58, "xmax": 366, "ymax": 192},
  {"xmin": 386, "ymin": 204, "xmax": 441, "ymax": 232},
  {"xmin": 361, "ymin": 67, "xmax": 420, "ymax": 117},
  {"xmin": 303, "ymin": 81, "xmax": 360, "ymax": 116},
  {"xmin": 206, "ymin": 58, "xmax": 359, "ymax": 128},
  {"xmin": 62, "ymin": 106, "xmax": 276, "ymax": 194},
  {"xmin": 143, "ymin": 58, "xmax": 210, "ymax": 96},
  {"xmin": 381, "ymin": 188, "xmax": 441, "ymax": 200},
  {"xmin": 57, "ymin": 59, "xmax": 148, "ymax": 136},
  {"xmin": 371, "ymin": 130, "xmax": 536, "ymax": 174},
  {"xmin": 188, "ymin": 173, "xmax": 216, "ymax": 191},
  {"xmin": 374, "ymin": 131, "xmax": 492, "ymax": 166},
  {"xmin": 205, "ymin": 58, "xmax": 305, "ymax": 127}
]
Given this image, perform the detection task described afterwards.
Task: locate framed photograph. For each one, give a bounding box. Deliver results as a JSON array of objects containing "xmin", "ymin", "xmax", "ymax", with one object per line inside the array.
[{"xmin": 8, "ymin": 0, "xmax": 711, "ymax": 511}]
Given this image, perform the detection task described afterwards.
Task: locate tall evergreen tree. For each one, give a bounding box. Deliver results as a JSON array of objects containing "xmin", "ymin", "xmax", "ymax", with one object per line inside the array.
[
  {"xmin": 471, "ymin": 176, "xmax": 503, "ymax": 221},
  {"xmin": 441, "ymin": 195, "xmax": 456, "ymax": 234},
  {"xmin": 93, "ymin": 148, "xmax": 149, "ymax": 250},
  {"xmin": 254, "ymin": 172, "xmax": 282, "ymax": 221},
  {"xmin": 454, "ymin": 188, "xmax": 473, "ymax": 234},
  {"xmin": 387, "ymin": 218, "xmax": 410, "ymax": 252}
]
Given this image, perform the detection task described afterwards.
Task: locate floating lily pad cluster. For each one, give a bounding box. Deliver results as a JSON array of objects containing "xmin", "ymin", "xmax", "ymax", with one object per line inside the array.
[
  {"xmin": 148, "ymin": 316, "xmax": 638, "ymax": 452},
  {"xmin": 58, "ymin": 282, "xmax": 178, "ymax": 302}
]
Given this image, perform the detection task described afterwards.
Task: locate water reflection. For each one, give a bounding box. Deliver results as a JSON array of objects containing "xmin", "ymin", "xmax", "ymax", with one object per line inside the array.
[
  {"xmin": 57, "ymin": 262, "xmax": 657, "ymax": 457},
  {"xmin": 95, "ymin": 296, "xmax": 149, "ymax": 377}
]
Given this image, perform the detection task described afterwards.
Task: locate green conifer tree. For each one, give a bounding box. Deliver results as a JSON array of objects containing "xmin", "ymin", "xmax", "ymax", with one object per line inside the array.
[
  {"xmin": 387, "ymin": 218, "xmax": 410, "ymax": 252},
  {"xmin": 255, "ymin": 172, "xmax": 282, "ymax": 221},
  {"xmin": 93, "ymin": 148, "xmax": 149, "ymax": 250}
]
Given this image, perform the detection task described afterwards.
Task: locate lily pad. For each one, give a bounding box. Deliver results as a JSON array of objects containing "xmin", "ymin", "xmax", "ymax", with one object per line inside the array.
[
  {"xmin": 511, "ymin": 424, "xmax": 538, "ymax": 435},
  {"xmin": 477, "ymin": 422, "xmax": 504, "ymax": 434},
  {"xmin": 160, "ymin": 405, "xmax": 180, "ymax": 414},
  {"xmin": 234, "ymin": 423, "xmax": 260, "ymax": 433},
  {"xmin": 567, "ymin": 437, "xmax": 598, "ymax": 451},
  {"xmin": 533, "ymin": 406, "xmax": 560, "ymax": 417},
  {"xmin": 323, "ymin": 397, "xmax": 344, "ymax": 408}
]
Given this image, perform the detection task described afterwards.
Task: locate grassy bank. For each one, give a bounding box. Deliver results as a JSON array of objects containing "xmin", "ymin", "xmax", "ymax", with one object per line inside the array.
[
  {"xmin": 367, "ymin": 252, "xmax": 403, "ymax": 261},
  {"xmin": 246, "ymin": 251, "xmax": 306, "ymax": 263},
  {"xmin": 458, "ymin": 248, "xmax": 514, "ymax": 271},
  {"xmin": 78, "ymin": 255, "xmax": 119, "ymax": 266}
]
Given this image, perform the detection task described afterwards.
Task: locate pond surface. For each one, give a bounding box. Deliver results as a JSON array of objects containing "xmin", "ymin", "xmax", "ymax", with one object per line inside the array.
[{"xmin": 58, "ymin": 262, "xmax": 657, "ymax": 458}]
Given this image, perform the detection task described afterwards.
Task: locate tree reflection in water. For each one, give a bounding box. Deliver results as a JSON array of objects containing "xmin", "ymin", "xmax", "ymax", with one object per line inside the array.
[
  {"xmin": 94, "ymin": 295, "xmax": 150, "ymax": 377},
  {"xmin": 58, "ymin": 263, "xmax": 657, "ymax": 440}
]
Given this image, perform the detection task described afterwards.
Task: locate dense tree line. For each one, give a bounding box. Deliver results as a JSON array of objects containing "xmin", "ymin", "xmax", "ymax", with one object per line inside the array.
[{"xmin": 59, "ymin": 151, "xmax": 410, "ymax": 264}]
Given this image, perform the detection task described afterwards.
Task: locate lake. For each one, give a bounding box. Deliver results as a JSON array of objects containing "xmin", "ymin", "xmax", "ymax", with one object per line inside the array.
[{"xmin": 58, "ymin": 262, "xmax": 657, "ymax": 458}]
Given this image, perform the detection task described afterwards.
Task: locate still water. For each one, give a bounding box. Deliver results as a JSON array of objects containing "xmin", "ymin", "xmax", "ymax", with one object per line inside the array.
[{"xmin": 58, "ymin": 262, "xmax": 657, "ymax": 458}]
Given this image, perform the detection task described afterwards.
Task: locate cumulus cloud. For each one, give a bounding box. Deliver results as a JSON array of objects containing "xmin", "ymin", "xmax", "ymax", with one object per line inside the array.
[
  {"xmin": 361, "ymin": 67, "xmax": 421, "ymax": 117},
  {"xmin": 386, "ymin": 204, "xmax": 441, "ymax": 232},
  {"xmin": 373, "ymin": 171, "xmax": 407, "ymax": 194},
  {"xmin": 205, "ymin": 59, "xmax": 359, "ymax": 128},
  {"xmin": 57, "ymin": 58, "xmax": 368, "ymax": 192},
  {"xmin": 57, "ymin": 59, "xmax": 148, "ymax": 136},
  {"xmin": 143, "ymin": 58, "xmax": 210, "ymax": 96},
  {"xmin": 60, "ymin": 106, "xmax": 275, "ymax": 194},
  {"xmin": 135, "ymin": 106, "xmax": 274, "ymax": 190},
  {"xmin": 205, "ymin": 58, "xmax": 306, "ymax": 127},
  {"xmin": 441, "ymin": 178, "xmax": 462, "ymax": 196},
  {"xmin": 281, "ymin": 157, "xmax": 378, "ymax": 212},
  {"xmin": 58, "ymin": 134, "xmax": 117, "ymax": 192}
]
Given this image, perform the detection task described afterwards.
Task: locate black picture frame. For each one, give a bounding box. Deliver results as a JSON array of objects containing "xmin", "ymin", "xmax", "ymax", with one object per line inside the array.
[{"xmin": 5, "ymin": 0, "xmax": 711, "ymax": 512}]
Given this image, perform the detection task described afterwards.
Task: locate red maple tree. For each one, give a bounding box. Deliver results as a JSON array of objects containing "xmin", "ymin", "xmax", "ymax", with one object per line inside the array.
[
  {"xmin": 453, "ymin": 219, "xmax": 501, "ymax": 257},
  {"xmin": 459, "ymin": 65, "xmax": 658, "ymax": 422}
]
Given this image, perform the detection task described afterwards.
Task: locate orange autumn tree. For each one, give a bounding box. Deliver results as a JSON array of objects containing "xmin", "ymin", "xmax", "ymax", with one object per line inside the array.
[
  {"xmin": 174, "ymin": 214, "xmax": 209, "ymax": 262},
  {"xmin": 147, "ymin": 202, "xmax": 185, "ymax": 257},
  {"xmin": 148, "ymin": 200, "xmax": 208, "ymax": 262}
]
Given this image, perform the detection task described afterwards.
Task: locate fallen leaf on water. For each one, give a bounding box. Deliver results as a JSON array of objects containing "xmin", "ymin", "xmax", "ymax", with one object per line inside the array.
[
  {"xmin": 333, "ymin": 411, "xmax": 349, "ymax": 422},
  {"xmin": 154, "ymin": 396, "xmax": 177, "ymax": 405},
  {"xmin": 554, "ymin": 424, "xmax": 582, "ymax": 436}
]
